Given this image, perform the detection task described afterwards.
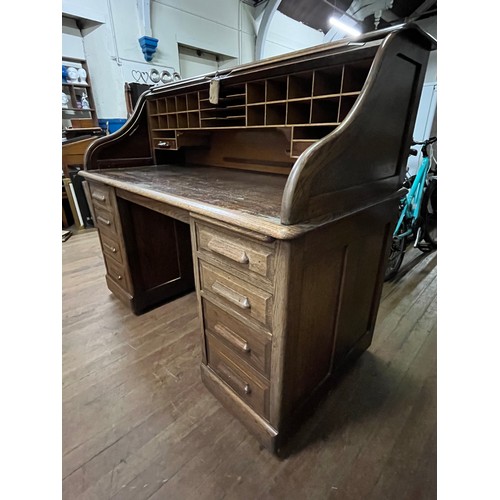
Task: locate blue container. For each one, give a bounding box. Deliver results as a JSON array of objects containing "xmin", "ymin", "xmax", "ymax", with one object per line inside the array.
[{"xmin": 98, "ymin": 118, "xmax": 127, "ymax": 134}]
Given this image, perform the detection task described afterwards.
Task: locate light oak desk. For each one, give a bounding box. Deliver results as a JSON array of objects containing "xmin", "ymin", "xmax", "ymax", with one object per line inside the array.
[{"xmin": 81, "ymin": 24, "xmax": 436, "ymax": 454}]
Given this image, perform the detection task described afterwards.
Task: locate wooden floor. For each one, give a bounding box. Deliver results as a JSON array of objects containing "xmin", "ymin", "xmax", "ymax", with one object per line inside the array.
[{"xmin": 62, "ymin": 230, "xmax": 436, "ymax": 500}]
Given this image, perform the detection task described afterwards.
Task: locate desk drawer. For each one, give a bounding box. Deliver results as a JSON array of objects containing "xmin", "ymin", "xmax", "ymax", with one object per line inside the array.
[
  {"xmin": 203, "ymin": 299, "xmax": 271, "ymax": 378},
  {"xmin": 196, "ymin": 223, "xmax": 275, "ymax": 283},
  {"xmin": 94, "ymin": 207, "xmax": 119, "ymax": 236},
  {"xmin": 100, "ymin": 233, "xmax": 124, "ymax": 265},
  {"xmin": 89, "ymin": 183, "xmax": 114, "ymax": 211},
  {"xmin": 199, "ymin": 261, "xmax": 273, "ymax": 330},
  {"xmin": 105, "ymin": 257, "xmax": 131, "ymax": 292},
  {"xmin": 206, "ymin": 332, "xmax": 270, "ymax": 420}
]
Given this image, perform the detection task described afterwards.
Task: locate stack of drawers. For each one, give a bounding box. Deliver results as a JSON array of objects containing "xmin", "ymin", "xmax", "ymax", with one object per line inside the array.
[
  {"xmin": 193, "ymin": 220, "xmax": 275, "ymax": 422},
  {"xmin": 89, "ymin": 183, "xmax": 132, "ymax": 296}
]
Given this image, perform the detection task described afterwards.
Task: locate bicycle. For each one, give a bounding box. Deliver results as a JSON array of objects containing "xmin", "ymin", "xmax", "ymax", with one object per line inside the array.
[{"xmin": 384, "ymin": 136, "xmax": 437, "ymax": 281}]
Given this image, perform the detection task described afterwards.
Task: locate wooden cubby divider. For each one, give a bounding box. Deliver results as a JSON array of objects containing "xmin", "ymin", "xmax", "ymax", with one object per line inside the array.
[
  {"xmin": 339, "ymin": 94, "xmax": 359, "ymax": 121},
  {"xmin": 167, "ymin": 114, "xmax": 178, "ymax": 129},
  {"xmin": 188, "ymin": 112, "xmax": 200, "ymax": 128},
  {"xmin": 341, "ymin": 59, "xmax": 372, "ymax": 93},
  {"xmin": 147, "ymin": 56, "xmax": 374, "ymax": 157},
  {"xmin": 287, "ymin": 100, "xmax": 311, "ymax": 125},
  {"xmin": 247, "ymin": 104, "xmax": 265, "ymax": 126},
  {"xmin": 311, "ymin": 97, "xmax": 340, "ymax": 124},
  {"xmin": 313, "ymin": 65, "xmax": 343, "ymax": 96},
  {"xmin": 266, "ymin": 77, "xmax": 288, "ymax": 102},
  {"xmin": 187, "ymin": 93, "xmax": 199, "ymax": 111},
  {"xmin": 166, "ymin": 97, "xmax": 177, "ymax": 113},
  {"xmin": 288, "ymin": 72, "xmax": 314, "ymax": 99},
  {"xmin": 158, "ymin": 115, "xmax": 169, "ymax": 129},
  {"xmin": 157, "ymin": 99, "xmax": 167, "ymax": 114},
  {"xmin": 176, "ymin": 95, "xmax": 187, "ymax": 112},
  {"xmin": 150, "ymin": 116, "xmax": 159, "ymax": 129},
  {"xmin": 148, "ymin": 100, "xmax": 158, "ymax": 115},
  {"xmin": 247, "ymin": 81, "xmax": 266, "ymax": 104},
  {"xmin": 266, "ymin": 103, "xmax": 287, "ymax": 125},
  {"xmin": 177, "ymin": 112, "xmax": 188, "ymax": 128}
]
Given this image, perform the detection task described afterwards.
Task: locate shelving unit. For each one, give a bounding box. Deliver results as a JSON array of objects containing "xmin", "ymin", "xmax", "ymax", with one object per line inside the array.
[
  {"xmin": 62, "ymin": 58, "xmax": 98, "ymax": 128},
  {"xmin": 147, "ymin": 57, "xmax": 374, "ymax": 159}
]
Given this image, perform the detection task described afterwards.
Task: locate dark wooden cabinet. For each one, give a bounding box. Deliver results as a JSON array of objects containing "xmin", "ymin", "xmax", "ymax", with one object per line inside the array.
[{"xmin": 81, "ymin": 24, "xmax": 436, "ymax": 453}]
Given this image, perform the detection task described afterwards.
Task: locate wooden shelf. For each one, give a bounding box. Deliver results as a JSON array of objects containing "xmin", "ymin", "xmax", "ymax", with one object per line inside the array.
[
  {"xmin": 62, "ymin": 82, "xmax": 90, "ymax": 88},
  {"xmin": 63, "ymin": 107, "xmax": 95, "ymax": 112},
  {"xmin": 200, "ymin": 116, "xmax": 246, "ymax": 121}
]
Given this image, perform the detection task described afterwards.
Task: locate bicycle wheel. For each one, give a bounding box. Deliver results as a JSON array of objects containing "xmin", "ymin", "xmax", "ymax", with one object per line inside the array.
[
  {"xmin": 384, "ymin": 221, "xmax": 407, "ymax": 281},
  {"xmin": 422, "ymin": 178, "xmax": 437, "ymax": 248}
]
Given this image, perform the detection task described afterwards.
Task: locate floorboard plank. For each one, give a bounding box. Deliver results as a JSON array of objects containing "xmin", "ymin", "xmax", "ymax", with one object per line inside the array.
[{"xmin": 62, "ymin": 231, "xmax": 437, "ymax": 499}]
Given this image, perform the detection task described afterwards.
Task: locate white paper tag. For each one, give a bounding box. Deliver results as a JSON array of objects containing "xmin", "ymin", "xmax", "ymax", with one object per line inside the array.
[{"xmin": 209, "ymin": 78, "xmax": 220, "ymax": 105}]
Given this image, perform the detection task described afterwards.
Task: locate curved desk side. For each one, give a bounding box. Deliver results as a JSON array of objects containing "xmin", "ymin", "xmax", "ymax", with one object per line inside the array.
[
  {"xmin": 84, "ymin": 91, "xmax": 154, "ymax": 171},
  {"xmin": 281, "ymin": 25, "xmax": 436, "ymax": 225}
]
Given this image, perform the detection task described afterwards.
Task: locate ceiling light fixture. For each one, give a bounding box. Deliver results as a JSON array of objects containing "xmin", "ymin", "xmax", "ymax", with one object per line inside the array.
[{"xmin": 328, "ymin": 17, "xmax": 361, "ymax": 37}]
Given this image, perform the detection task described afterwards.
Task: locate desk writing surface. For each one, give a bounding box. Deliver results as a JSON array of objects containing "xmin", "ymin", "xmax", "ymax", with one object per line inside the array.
[{"xmin": 81, "ymin": 164, "xmax": 303, "ymax": 239}]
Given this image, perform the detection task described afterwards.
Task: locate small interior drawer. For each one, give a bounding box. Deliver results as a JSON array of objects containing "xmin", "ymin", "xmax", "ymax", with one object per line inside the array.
[
  {"xmin": 206, "ymin": 333, "xmax": 270, "ymax": 420},
  {"xmin": 196, "ymin": 222, "xmax": 275, "ymax": 283},
  {"xmin": 203, "ymin": 299, "xmax": 271, "ymax": 377},
  {"xmin": 291, "ymin": 140, "xmax": 314, "ymax": 158},
  {"xmin": 199, "ymin": 261, "xmax": 273, "ymax": 330},
  {"xmin": 153, "ymin": 138, "xmax": 178, "ymax": 150}
]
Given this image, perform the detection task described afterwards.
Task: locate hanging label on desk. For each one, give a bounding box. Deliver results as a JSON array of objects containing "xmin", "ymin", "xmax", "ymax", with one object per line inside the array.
[{"xmin": 209, "ymin": 78, "xmax": 220, "ymax": 105}]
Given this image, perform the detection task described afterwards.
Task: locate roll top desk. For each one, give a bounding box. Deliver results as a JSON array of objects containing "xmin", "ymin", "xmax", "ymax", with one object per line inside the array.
[{"xmin": 81, "ymin": 24, "xmax": 436, "ymax": 453}]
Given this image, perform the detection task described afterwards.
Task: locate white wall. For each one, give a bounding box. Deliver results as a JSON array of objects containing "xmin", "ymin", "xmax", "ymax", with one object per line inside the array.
[
  {"xmin": 80, "ymin": 13, "xmax": 127, "ymax": 119},
  {"xmin": 62, "ymin": 17, "xmax": 85, "ymax": 60},
  {"xmin": 262, "ymin": 11, "xmax": 324, "ymax": 59},
  {"xmin": 416, "ymin": 16, "xmax": 437, "ymax": 84},
  {"xmin": 407, "ymin": 15, "xmax": 437, "ymax": 173},
  {"xmin": 151, "ymin": 0, "xmax": 256, "ymax": 69},
  {"xmin": 62, "ymin": 2, "xmax": 436, "ymax": 122},
  {"xmin": 62, "ymin": 0, "xmax": 106, "ymax": 23},
  {"xmin": 62, "ymin": 0, "xmax": 260, "ymax": 119}
]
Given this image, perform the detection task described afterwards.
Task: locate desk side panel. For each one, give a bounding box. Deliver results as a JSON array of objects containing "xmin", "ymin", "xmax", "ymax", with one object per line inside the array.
[
  {"xmin": 276, "ymin": 198, "xmax": 396, "ymax": 433},
  {"xmin": 281, "ymin": 26, "xmax": 432, "ymax": 224},
  {"xmin": 84, "ymin": 93, "xmax": 154, "ymax": 171}
]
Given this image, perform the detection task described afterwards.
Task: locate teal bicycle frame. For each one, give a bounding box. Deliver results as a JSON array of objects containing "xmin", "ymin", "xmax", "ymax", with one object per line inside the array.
[{"xmin": 393, "ymin": 154, "xmax": 431, "ymax": 239}]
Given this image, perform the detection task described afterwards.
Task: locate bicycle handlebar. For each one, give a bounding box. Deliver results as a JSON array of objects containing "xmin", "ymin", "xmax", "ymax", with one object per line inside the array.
[
  {"xmin": 410, "ymin": 136, "xmax": 436, "ymax": 159},
  {"xmin": 412, "ymin": 136, "xmax": 437, "ymax": 146}
]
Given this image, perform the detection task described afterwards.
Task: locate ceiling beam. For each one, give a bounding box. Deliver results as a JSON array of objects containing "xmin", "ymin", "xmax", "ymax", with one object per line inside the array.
[{"xmin": 255, "ymin": 0, "xmax": 282, "ymax": 60}]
